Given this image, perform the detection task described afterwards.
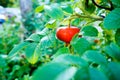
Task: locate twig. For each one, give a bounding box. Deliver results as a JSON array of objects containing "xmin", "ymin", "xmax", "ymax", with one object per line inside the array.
[
  {"xmin": 74, "ymin": 14, "xmax": 104, "ymax": 21},
  {"xmin": 108, "ymin": 0, "xmax": 114, "ymax": 10},
  {"xmin": 91, "ymin": 0, "xmax": 113, "ymax": 11}
]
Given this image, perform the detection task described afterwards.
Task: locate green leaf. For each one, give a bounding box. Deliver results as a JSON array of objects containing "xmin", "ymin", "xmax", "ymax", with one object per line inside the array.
[
  {"xmin": 37, "ymin": 28, "xmax": 49, "ymax": 36},
  {"xmin": 74, "ymin": 68, "xmax": 89, "ymax": 80},
  {"xmin": 8, "ymin": 41, "xmax": 30, "ymax": 58},
  {"xmin": 115, "ymin": 28, "xmax": 120, "ymax": 46},
  {"xmin": 37, "ymin": 33, "xmax": 57, "ymax": 56},
  {"xmin": 26, "ymin": 33, "xmax": 42, "ymax": 42},
  {"xmin": 45, "ymin": 5, "xmax": 64, "ymax": 20},
  {"xmin": 111, "ymin": 0, "xmax": 120, "ymax": 7},
  {"xmin": 23, "ymin": 74, "xmax": 31, "ymax": 80},
  {"xmin": 104, "ymin": 8, "xmax": 120, "ymax": 29},
  {"xmin": 52, "ymin": 47, "xmax": 70, "ymax": 58},
  {"xmin": 98, "ymin": 65, "xmax": 112, "ymax": 79},
  {"xmin": 81, "ymin": 26, "xmax": 98, "ymax": 37},
  {"xmin": 74, "ymin": 67, "xmax": 108, "ymax": 80},
  {"xmin": 0, "ymin": 55, "xmax": 6, "ymax": 68},
  {"xmin": 32, "ymin": 62, "xmax": 77, "ymax": 80},
  {"xmin": 61, "ymin": 5, "xmax": 73, "ymax": 14},
  {"xmin": 12, "ymin": 65, "xmax": 21, "ymax": 72},
  {"xmin": 104, "ymin": 43, "xmax": 120, "ymax": 61},
  {"xmin": 71, "ymin": 18, "xmax": 81, "ymax": 26},
  {"xmin": 89, "ymin": 68, "xmax": 108, "ymax": 80},
  {"xmin": 71, "ymin": 38, "xmax": 91, "ymax": 55},
  {"xmin": 25, "ymin": 42, "xmax": 39, "ymax": 64},
  {"xmin": 108, "ymin": 62, "xmax": 120, "ymax": 80},
  {"xmin": 77, "ymin": 0, "xmax": 95, "ymax": 14},
  {"xmin": 40, "ymin": 33, "xmax": 56, "ymax": 48},
  {"xmin": 35, "ymin": 5, "xmax": 44, "ymax": 13},
  {"xmin": 45, "ymin": 19, "xmax": 56, "ymax": 29},
  {"xmin": 85, "ymin": 3, "xmax": 96, "ymax": 14},
  {"xmin": 82, "ymin": 50, "xmax": 107, "ymax": 64},
  {"xmin": 53, "ymin": 54, "xmax": 88, "ymax": 67}
]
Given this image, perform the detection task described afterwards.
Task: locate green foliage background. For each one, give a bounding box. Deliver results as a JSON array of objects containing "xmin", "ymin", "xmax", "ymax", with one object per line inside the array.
[{"xmin": 0, "ymin": 0, "xmax": 120, "ymax": 80}]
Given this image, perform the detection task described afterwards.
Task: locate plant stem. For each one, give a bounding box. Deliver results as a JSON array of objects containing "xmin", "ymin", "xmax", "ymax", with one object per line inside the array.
[
  {"xmin": 73, "ymin": 13, "xmax": 104, "ymax": 21},
  {"xmin": 65, "ymin": 43, "xmax": 70, "ymax": 47},
  {"xmin": 68, "ymin": 20, "xmax": 71, "ymax": 28}
]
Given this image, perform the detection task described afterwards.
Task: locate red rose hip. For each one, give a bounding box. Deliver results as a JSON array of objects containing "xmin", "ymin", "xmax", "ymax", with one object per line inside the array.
[{"xmin": 56, "ymin": 26, "xmax": 80, "ymax": 43}]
